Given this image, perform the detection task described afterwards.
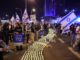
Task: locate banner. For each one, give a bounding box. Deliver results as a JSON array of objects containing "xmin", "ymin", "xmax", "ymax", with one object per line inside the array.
[{"xmin": 14, "ymin": 33, "xmax": 24, "ymax": 45}]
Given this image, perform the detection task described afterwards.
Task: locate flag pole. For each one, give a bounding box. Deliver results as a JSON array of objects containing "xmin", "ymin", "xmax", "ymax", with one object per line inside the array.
[
  {"xmin": 25, "ymin": 0, "xmax": 27, "ymax": 9},
  {"xmin": 22, "ymin": 0, "xmax": 28, "ymax": 33}
]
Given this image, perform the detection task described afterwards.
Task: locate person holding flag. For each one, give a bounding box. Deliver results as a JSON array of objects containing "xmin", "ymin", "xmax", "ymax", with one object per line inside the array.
[
  {"xmin": 22, "ymin": 8, "xmax": 29, "ymax": 33},
  {"xmin": 59, "ymin": 10, "xmax": 77, "ymax": 34}
]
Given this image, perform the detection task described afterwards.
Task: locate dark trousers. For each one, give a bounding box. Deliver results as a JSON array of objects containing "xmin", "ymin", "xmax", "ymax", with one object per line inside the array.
[
  {"xmin": 5, "ymin": 36, "xmax": 9, "ymax": 45},
  {"xmin": 3, "ymin": 34, "xmax": 9, "ymax": 45},
  {"xmin": 26, "ymin": 34, "xmax": 29, "ymax": 43},
  {"xmin": 9, "ymin": 33, "xmax": 13, "ymax": 42},
  {"xmin": 0, "ymin": 52, "xmax": 3, "ymax": 60},
  {"xmin": 71, "ymin": 33, "xmax": 76, "ymax": 46},
  {"xmin": 44, "ymin": 29, "xmax": 49, "ymax": 36},
  {"xmin": 77, "ymin": 42, "xmax": 80, "ymax": 50},
  {"xmin": 16, "ymin": 45, "xmax": 23, "ymax": 51}
]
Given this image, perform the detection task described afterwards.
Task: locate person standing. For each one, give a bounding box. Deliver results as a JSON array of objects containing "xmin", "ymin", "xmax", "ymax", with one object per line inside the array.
[
  {"xmin": 29, "ymin": 22, "xmax": 35, "ymax": 44},
  {"xmin": 70, "ymin": 24, "xmax": 76, "ymax": 47},
  {"xmin": 9, "ymin": 24, "xmax": 14, "ymax": 42},
  {"xmin": 73, "ymin": 26, "xmax": 80, "ymax": 50},
  {"xmin": 14, "ymin": 23, "xmax": 22, "ymax": 34},
  {"xmin": 2, "ymin": 23, "xmax": 9, "ymax": 45},
  {"xmin": 43, "ymin": 22, "xmax": 49, "ymax": 36},
  {"xmin": 0, "ymin": 39, "xmax": 9, "ymax": 60},
  {"xmin": 14, "ymin": 23, "xmax": 23, "ymax": 50},
  {"xmin": 0, "ymin": 29, "xmax": 7, "ymax": 60},
  {"xmin": 0, "ymin": 47, "xmax": 4, "ymax": 60},
  {"xmin": 25, "ymin": 23, "xmax": 30, "ymax": 43},
  {"xmin": 0, "ymin": 24, "xmax": 3, "ymax": 60}
]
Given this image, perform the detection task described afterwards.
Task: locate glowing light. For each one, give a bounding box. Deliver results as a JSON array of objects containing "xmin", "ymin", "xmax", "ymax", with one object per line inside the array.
[
  {"xmin": 73, "ymin": 9, "xmax": 75, "ymax": 12},
  {"xmin": 76, "ymin": 17, "xmax": 80, "ymax": 22},
  {"xmin": 32, "ymin": 8, "xmax": 36, "ymax": 12},
  {"xmin": 64, "ymin": 9, "xmax": 68, "ymax": 12},
  {"xmin": 41, "ymin": 19, "xmax": 44, "ymax": 22}
]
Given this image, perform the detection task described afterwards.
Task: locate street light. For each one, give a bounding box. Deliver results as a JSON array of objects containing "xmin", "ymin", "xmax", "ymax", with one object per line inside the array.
[
  {"xmin": 31, "ymin": 8, "xmax": 36, "ymax": 14},
  {"xmin": 32, "ymin": 8, "xmax": 36, "ymax": 12},
  {"xmin": 64, "ymin": 9, "xmax": 68, "ymax": 13},
  {"xmin": 6, "ymin": 14, "xmax": 8, "ymax": 17}
]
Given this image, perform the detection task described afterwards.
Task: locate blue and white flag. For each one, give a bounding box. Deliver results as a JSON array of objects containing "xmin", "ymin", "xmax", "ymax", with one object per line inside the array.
[
  {"xmin": 60, "ymin": 10, "xmax": 77, "ymax": 33},
  {"xmin": 10, "ymin": 16, "xmax": 15, "ymax": 22},
  {"xmin": 14, "ymin": 33, "xmax": 24, "ymax": 45},
  {"xmin": 10, "ymin": 16, "xmax": 16, "ymax": 25},
  {"xmin": 22, "ymin": 8, "xmax": 28, "ymax": 23},
  {"xmin": 16, "ymin": 13, "xmax": 20, "ymax": 22}
]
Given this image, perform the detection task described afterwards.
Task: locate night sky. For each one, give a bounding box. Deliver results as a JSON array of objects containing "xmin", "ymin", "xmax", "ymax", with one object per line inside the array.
[{"xmin": 0, "ymin": 0, "xmax": 80, "ymax": 19}]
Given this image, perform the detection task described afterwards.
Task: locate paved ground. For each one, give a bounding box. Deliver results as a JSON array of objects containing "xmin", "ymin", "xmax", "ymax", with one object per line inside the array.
[
  {"xmin": 43, "ymin": 39, "xmax": 80, "ymax": 60},
  {"xmin": 4, "ymin": 43, "xmax": 28, "ymax": 60},
  {"xmin": 4, "ymin": 50, "xmax": 25, "ymax": 60}
]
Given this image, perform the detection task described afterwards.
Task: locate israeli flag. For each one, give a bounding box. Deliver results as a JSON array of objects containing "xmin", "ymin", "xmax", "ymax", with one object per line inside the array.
[
  {"xmin": 11, "ymin": 16, "xmax": 15, "ymax": 22},
  {"xmin": 16, "ymin": 13, "xmax": 20, "ymax": 22},
  {"xmin": 60, "ymin": 10, "xmax": 77, "ymax": 33},
  {"xmin": 10, "ymin": 16, "xmax": 16, "ymax": 25},
  {"xmin": 22, "ymin": 8, "xmax": 28, "ymax": 23}
]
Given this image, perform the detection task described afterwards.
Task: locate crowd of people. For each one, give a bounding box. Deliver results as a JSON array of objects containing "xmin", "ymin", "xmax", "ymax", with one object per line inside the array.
[
  {"xmin": 0, "ymin": 20, "xmax": 80, "ymax": 60},
  {"xmin": 0, "ymin": 20, "xmax": 54, "ymax": 60},
  {"xmin": 55, "ymin": 23, "xmax": 80, "ymax": 51},
  {"xmin": 70, "ymin": 23, "xmax": 80, "ymax": 50}
]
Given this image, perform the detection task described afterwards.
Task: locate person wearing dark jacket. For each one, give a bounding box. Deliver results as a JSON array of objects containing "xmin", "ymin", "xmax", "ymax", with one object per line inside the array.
[
  {"xmin": 0, "ymin": 23, "xmax": 4, "ymax": 60},
  {"xmin": 70, "ymin": 24, "xmax": 76, "ymax": 46},
  {"xmin": 9, "ymin": 24, "xmax": 14, "ymax": 42},
  {"xmin": 14, "ymin": 23, "xmax": 23, "ymax": 51},
  {"xmin": 14, "ymin": 23, "xmax": 22, "ymax": 34},
  {"xmin": 29, "ymin": 22, "xmax": 35, "ymax": 42},
  {"xmin": 0, "ymin": 39, "xmax": 8, "ymax": 60},
  {"xmin": 2, "ymin": 23, "xmax": 9, "ymax": 45},
  {"xmin": 43, "ymin": 23, "xmax": 49, "ymax": 36},
  {"xmin": 0, "ymin": 42, "xmax": 9, "ymax": 60}
]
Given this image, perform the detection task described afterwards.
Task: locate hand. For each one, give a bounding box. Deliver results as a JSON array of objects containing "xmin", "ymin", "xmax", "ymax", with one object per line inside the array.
[
  {"xmin": 3, "ymin": 48, "xmax": 8, "ymax": 52},
  {"xmin": 3, "ymin": 46, "xmax": 10, "ymax": 52}
]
